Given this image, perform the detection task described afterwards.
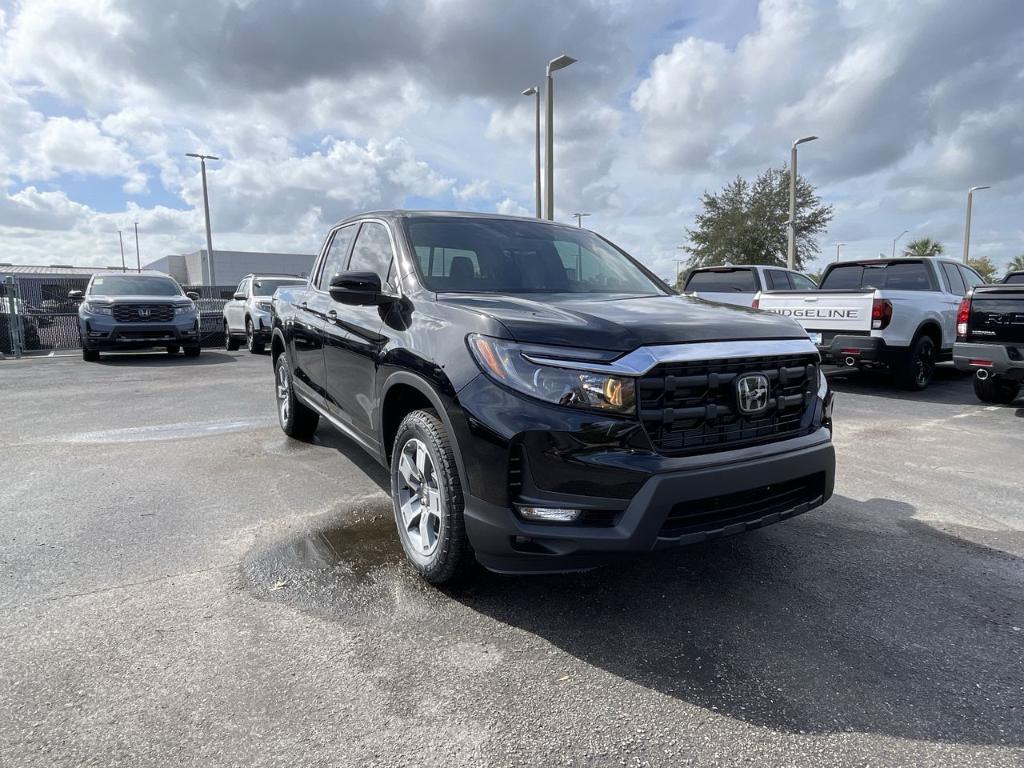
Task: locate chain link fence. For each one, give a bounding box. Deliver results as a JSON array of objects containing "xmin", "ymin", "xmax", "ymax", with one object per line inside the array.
[{"xmin": 0, "ymin": 275, "xmax": 234, "ymax": 356}]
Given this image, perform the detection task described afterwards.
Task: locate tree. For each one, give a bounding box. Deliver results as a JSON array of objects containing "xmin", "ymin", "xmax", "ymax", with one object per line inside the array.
[
  {"xmin": 684, "ymin": 166, "xmax": 832, "ymax": 271},
  {"xmin": 1007, "ymin": 254, "xmax": 1024, "ymax": 273},
  {"xmin": 968, "ymin": 256, "xmax": 998, "ymax": 283},
  {"xmin": 903, "ymin": 238, "xmax": 944, "ymax": 258}
]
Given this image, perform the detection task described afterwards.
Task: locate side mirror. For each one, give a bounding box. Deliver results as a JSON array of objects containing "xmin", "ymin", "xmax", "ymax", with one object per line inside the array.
[
  {"xmin": 329, "ymin": 271, "xmax": 386, "ymax": 306},
  {"xmin": 186, "ymin": 291, "xmax": 200, "ymax": 300},
  {"xmin": 232, "ymin": 291, "xmax": 245, "ymax": 301},
  {"xmin": 68, "ymin": 290, "xmax": 83, "ymax": 300}
]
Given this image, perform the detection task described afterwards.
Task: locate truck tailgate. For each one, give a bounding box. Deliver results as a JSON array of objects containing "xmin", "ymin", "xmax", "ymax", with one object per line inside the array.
[
  {"xmin": 968, "ymin": 286, "xmax": 1024, "ymax": 344},
  {"xmin": 755, "ymin": 291, "xmax": 874, "ymax": 335}
]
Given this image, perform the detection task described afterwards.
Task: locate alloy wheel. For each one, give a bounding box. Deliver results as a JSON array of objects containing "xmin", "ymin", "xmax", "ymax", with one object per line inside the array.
[
  {"xmin": 396, "ymin": 438, "xmax": 442, "ymax": 556},
  {"xmin": 276, "ymin": 362, "xmax": 290, "ymax": 425}
]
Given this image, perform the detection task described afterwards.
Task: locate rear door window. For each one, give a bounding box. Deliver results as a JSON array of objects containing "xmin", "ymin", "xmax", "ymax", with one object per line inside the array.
[
  {"xmin": 940, "ymin": 262, "xmax": 966, "ymax": 295},
  {"xmin": 959, "ymin": 265, "xmax": 985, "ymax": 289},
  {"xmin": 789, "ymin": 272, "xmax": 817, "ymax": 290},
  {"xmin": 765, "ymin": 270, "xmax": 792, "ymax": 290},
  {"xmin": 685, "ymin": 269, "xmax": 758, "ymax": 292}
]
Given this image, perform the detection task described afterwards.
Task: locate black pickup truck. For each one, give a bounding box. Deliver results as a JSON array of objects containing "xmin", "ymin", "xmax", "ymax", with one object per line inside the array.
[
  {"xmin": 271, "ymin": 211, "xmax": 835, "ymax": 584},
  {"xmin": 954, "ymin": 284, "xmax": 1024, "ymax": 404}
]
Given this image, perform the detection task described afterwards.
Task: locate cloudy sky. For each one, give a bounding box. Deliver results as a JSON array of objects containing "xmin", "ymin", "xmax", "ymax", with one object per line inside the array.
[{"xmin": 1, "ymin": 0, "xmax": 1022, "ymax": 280}]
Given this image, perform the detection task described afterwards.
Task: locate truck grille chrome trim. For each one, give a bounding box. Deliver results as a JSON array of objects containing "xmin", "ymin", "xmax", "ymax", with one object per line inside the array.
[{"xmin": 521, "ymin": 339, "xmax": 818, "ymax": 376}]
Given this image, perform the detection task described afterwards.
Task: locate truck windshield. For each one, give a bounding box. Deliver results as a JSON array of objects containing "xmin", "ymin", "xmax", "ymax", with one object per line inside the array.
[
  {"xmin": 89, "ymin": 275, "xmax": 182, "ymax": 296},
  {"xmin": 403, "ymin": 217, "xmax": 665, "ymax": 294},
  {"xmin": 685, "ymin": 269, "xmax": 757, "ymax": 292},
  {"xmin": 253, "ymin": 278, "xmax": 304, "ymax": 296},
  {"xmin": 821, "ymin": 262, "xmax": 932, "ymax": 291}
]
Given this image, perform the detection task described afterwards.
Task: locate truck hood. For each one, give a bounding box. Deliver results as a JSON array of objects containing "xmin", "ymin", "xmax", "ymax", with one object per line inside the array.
[
  {"xmin": 439, "ymin": 292, "xmax": 805, "ymax": 352},
  {"xmin": 85, "ymin": 295, "xmax": 191, "ymax": 304}
]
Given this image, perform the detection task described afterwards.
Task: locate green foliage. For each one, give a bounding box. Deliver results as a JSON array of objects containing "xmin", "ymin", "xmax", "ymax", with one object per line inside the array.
[
  {"xmin": 684, "ymin": 166, "xmax": 832, "ymax": 272},
  {"xmin": 1007, "ymin": 253, "xmax": 1024, "ymax": 273},
  {"xmin": 968, "ymin": 256, "xmax": 998, "ymax": 283},
  {"xmin": 903, "ymin": 238, "xmax": 944, "ymax": 257}
]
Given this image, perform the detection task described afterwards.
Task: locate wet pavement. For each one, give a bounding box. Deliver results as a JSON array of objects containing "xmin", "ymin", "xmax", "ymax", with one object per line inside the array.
[{"xmin": 1, "ymin": 351, "xmax": 1022, "ymax": 767}]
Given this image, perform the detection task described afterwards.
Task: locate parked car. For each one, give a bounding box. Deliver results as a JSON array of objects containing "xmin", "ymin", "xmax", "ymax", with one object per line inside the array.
[
  {"xmin": 223, "ymin": 273, "xmax": 305, "ymax": 353},
  {"xmin": 71, "ymin": 272, "xmax": 201, "ymax": 362},
  {"xmin": 0, "ymin": 296, "xmax": 41, "ymax": 354},
  {"xmin": 953, "ymin": 283, "xmax": 1023, "ymax": 404},
  {"xmin": 271, "ymin": 211, "xmax": 835, "ymax": 584},
  {"xmin": 1002, "ymin": 270, "xmax": 1024, "ymax": 285},
  {"xmin": 753, "ymin": 257, "xmax": 986, "ymax": 390},
  {"xmin": 683, "ymin": 265, "xmax": 817, "ymax": 306}
]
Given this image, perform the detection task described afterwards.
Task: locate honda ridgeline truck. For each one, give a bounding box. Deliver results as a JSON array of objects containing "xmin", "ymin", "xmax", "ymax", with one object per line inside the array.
[
  {"xmin": 754, "ymin": 257, "xmax": 987, "ymax": 390},
  {"xmin": 953, "ymin": 283, "xmax": 1024, "ymax": 404},
  {"xmin": 271, "ymin": 212, "xmax": 835, "ymax": 584}
]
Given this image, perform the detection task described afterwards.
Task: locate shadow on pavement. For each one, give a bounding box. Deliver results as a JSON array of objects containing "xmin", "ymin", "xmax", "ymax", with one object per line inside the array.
[
  {"xmin": 453, "ymin": 495, "xmax": 1023, "ymax": 748},
  {"xmin": 313, "ymin": 426, "xmax": 390, "ymax": 491},
  {"xmin": 96, "ymin": 350, "xmax": 239, "ymax": 366},
  {"xmin": 825, "ymin": 363, "xmax": 979, "ymax": 406}
]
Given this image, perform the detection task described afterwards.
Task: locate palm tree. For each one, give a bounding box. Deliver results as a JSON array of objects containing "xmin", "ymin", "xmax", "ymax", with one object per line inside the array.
[
  {"xmin": 902, "ymin": 238, "xmax": 944, "ymax": 258},
  {"xmin": 1007, "ymin": 253, "xmax": 1024, "ymax": 272}
]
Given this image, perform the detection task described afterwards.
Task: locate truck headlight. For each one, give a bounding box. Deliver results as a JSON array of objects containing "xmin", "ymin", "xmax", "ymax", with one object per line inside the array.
[
  {"xmin": 174, "ymin": 301, "xmax": 196, "ymax": 315},
  {"xmin": 82, "ymin": 301, "xmax": 112, "ymax": 316},
  {"xmin": 467, "ymin": 334, "xmax": 636, "ymax": 414},
  {"xmin": 256, "ymin": 300, "xmax": 273, "ymax": 312}
]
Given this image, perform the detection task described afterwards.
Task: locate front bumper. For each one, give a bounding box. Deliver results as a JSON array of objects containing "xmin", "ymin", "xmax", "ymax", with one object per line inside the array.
[
  {"xmin": 80, "ymin": 316, "xmax": 200, "ymax": 350},
  {"xmin": 252, "ymin": 308, "xmax": 273, "ymax": 341},
  {"xmin": 464, "ymin": 433, "xmax": 835, "ymax": 574},
  {"xmin": 953, "ymin": 342, "xmax": 1024, "ymax": 380}
]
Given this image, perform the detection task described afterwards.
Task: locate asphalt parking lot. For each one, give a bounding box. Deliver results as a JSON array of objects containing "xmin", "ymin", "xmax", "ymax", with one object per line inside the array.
[{"xmin": 1, "ymin": 351, "xmax": 1022, "ymax": 767}]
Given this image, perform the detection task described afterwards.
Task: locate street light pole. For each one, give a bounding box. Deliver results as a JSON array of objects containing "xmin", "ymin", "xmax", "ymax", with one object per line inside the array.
[
  {"xmin": 892, "ymin": 229, "xmax": 908, "ymax": 258},
  {"xmin": 186, "ymin": 153, "xmax": 220, "ymax": 285},
  {"xmin": 134, "ymin": 221, "xmax": 141, "ymax": 273},
  {"xmin": 118, "ymin": 230, "xmax": 126, "ymax": 272},
  {"xmin": 522, "ymin": 87, "xmax": 541, "ymax": 219},
  {"xmin": 544, "ymin": 54, "xmax": 576, "ymax": 221},
  {"xmin": 835, "ymin": 242, "xmax": 845, "ymax": 263},
  {"xmin": 572, "ymin": 212, "xmax": 590, "ymax": 228},
  {"xmin": 787, "ymin": 135, "xmax": 818, "ymax": 270},
  {"xmin": 962, "ymin": 185, "xmax": 990, "ymax": 264}
]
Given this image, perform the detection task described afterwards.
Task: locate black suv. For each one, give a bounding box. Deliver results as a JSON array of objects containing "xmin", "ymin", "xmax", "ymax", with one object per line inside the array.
[{"xmin": 272, "ymin": 212, "xmax": 835, "ymax": 583}]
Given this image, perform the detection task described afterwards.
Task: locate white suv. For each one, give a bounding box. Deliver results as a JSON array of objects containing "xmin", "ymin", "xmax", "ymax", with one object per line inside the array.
[{"xmin": 222, "ymin": 274, "xmax": 305, "ymax": 353}]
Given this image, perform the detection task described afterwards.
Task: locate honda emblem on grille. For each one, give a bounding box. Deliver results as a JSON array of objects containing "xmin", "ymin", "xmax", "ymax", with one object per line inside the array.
[
  {"xmin": 736, "ymin": 374, "xmax": 770, "ymax": 415},
  {"xmin": 138, "ymin": 308, "xmax": 151, "ymax": 318}
]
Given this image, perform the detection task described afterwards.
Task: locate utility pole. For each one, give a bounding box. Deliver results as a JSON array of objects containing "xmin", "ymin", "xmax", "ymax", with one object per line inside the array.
[
  {"xmin": 522, "ymin": 86, "xmax": 541, "ymax": 218},
  {"xmin": 572, "ymin": 212, "xmax": 590, "ymax": 228},
  {"xmin": 134, "ymin": 221, "xmax": 141, "ymax": 272},
  {"xmin": 118, "ymin": 230, "xmax": 126, "ymax": 272},
  {"xmin": 544, "ymin": 54, "xmax": 576, "ymax": 220},
  {"xmin": 787, "ymin": 135, "xmax": 818, "ymax": 270},
  {"xmin": 835, "ymin": 242, "xmax": 845, "ymax": 263},
  {"xmin": 186, "ymin": 153, "xmax": 220, "ymax": 285},
  {"xmin": 962, "ymin": 185, "xmax": 990, "ymax": 264}
]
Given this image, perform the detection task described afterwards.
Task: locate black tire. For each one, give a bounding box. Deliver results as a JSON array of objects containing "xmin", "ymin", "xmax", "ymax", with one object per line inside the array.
[
  {"xmin": 224, "ymin": 321, "xmax": 240, "ymax": 351},
  {"xmin": 274, "ymin": 353, "xmax": 319, "ymax": 439},
  {"xmin": 390, "ymin": 409, "xmax": 473, "ymax": 585},
  {"xmin": 973, "ymin": 375, "xmax": 1021, "ymax": 404},
  {"xmin": 82, "ymin": 347, "xmax": 100, "ymax": 362},
  {"xmin": 895, "ymin": 334, "xmax": 936, "ymax": 391},
  {"xmin": 166, "ymin": 345, "xmax": 180, "ymax": 355},
  {"xmin": 246, "ymin": 318, "xmax": 264, "ymax": 354},
  {"xmin": 183, "ymin": 346, "xmax": 201, "ymax": 358}
]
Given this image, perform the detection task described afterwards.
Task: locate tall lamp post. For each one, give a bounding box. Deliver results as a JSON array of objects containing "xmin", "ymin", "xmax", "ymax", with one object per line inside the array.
[
  {"xmin": 544, "ymin": 54, "xmax": 576, "ymax": 221},
  {"xmin": 134, "ymin": 221, "xmax": 141, "ymax": 272},
  {"xmin": 892, "ymin": 229, "xmax": 908, "ymax": 258},
  {"xmin": 186, "ymin": 153, "xmax": 220, "ymax": 285},
  {"xmin": 835, "ymin": 242, "xmax": 845, "ymax": 263},
  {"xmin": 118, "ymin": 230, "xmax": 126, "ymax": 272},
  {"xmin": 962, "ymin": 185, "xmax": 990, "ymax": 264},
  {"xmin": 572, "ymin": 212, "xmax": 590, "ymax": 228},
  {"xmin": 522, "ymin": 86, "xmax": 541, "ymax": 219},
  {"xmin": 787, "ymin": 135, "xmax": 818, "ymax": 270}
]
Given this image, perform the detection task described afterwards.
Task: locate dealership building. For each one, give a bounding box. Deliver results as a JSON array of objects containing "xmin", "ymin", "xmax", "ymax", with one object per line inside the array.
[{"xmin": 143, "ymin": 249, "xmax": 315, "ymax": 287}]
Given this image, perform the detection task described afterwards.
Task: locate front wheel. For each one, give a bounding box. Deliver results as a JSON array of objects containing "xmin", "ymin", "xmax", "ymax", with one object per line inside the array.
[
  {"xmin": 224, "ymin": 321, "xmax": 239, "ymax": 351},
  {"xmin": 973, "ymin": 375, "xmax": 1021, "ymax": 404},
  {"xmin": 183, "ymin": 346, "xmax": 201, "ymax": 358},
  {"xmin": 82, "ymin": 347, "xmax": 100, "ymax": 362},
  {"xmin": 274, "ymin": 353, "xmax": 319, "ymax": 439},
  {"xmin": 166, "ymin": 345, "xmax": 180, "ymax": 355},
  {"xmin": 246, "ymin": 318, "xmax": 264, "ymax": 354},
  {"xmin": 895, "ymin": 335, "xmax": 936, "ymax": 391},
  {"xmin": 390, "ymin": 409, "xmax": 472, "ymax": 585}
]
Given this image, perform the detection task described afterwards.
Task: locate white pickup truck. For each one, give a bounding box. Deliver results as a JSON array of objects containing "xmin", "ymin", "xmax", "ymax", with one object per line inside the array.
[{"xmin": 754, "ymin": 257, "xmax": 987, "ymax": 389}]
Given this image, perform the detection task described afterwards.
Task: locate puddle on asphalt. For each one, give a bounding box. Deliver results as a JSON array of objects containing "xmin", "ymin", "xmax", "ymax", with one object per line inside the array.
[
  {"xmin": 279, "ymin": 509, "xmax": 404, "ymax": 578},
  {"xmin": 60, "ymin": 418, "xmax": 277, "ymax": 443}
]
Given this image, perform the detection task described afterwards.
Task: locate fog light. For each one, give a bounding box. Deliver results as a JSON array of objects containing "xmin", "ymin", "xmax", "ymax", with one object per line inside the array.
[{"xmin": 516, "ymin": 505, "xmax": 581, "ymax": 523}]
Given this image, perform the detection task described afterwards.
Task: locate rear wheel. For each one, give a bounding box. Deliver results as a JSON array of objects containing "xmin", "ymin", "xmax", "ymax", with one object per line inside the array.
[
  {"xmin": 895, "ymin": 334, "xmax": 936, "ymax": 391},
  {"xmin": 224, "ymin": 321, "xmax": 239, "ymax": 351},
  {"xmin": 390, "ymin": 409, "xmax": 472, "ymax": 585},
  {"xmin": 82, "ymin": 347, "xmax": 100, "ymax": 362},
  {"xmin": 275, "ymin": 353, "xmax": 319, "ymax": 439},
  {"xmin": 166, "ymin": 345, "xmax": 180, "ymax": 355},
  {"xmin": 973, "ymin": 375, "xmax": 1021, "ymax": 404},
  {"xmin": 246, "ymin": 318, "xmax": 264, "ymax": 354}
]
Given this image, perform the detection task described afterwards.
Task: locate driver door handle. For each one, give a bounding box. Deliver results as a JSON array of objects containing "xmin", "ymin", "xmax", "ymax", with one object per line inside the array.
[{"xmin": 327, "ymin": 310, "xmax": 338, "ymax": 323}]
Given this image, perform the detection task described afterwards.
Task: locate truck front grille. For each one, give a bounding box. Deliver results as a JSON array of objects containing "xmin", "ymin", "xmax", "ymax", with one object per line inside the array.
[
  {"xmin": 638, "ymin": 354, "xmax": 819, "ymax": 456},
  {"xmin": 112, "ymin": 304, "xmax": 175, "ymax": 322}
]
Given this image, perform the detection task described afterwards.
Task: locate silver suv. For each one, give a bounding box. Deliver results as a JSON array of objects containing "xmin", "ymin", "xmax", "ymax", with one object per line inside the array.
[{"xmin": 222, "ymin": 274, "xmax": 305, "ymax": 353}]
